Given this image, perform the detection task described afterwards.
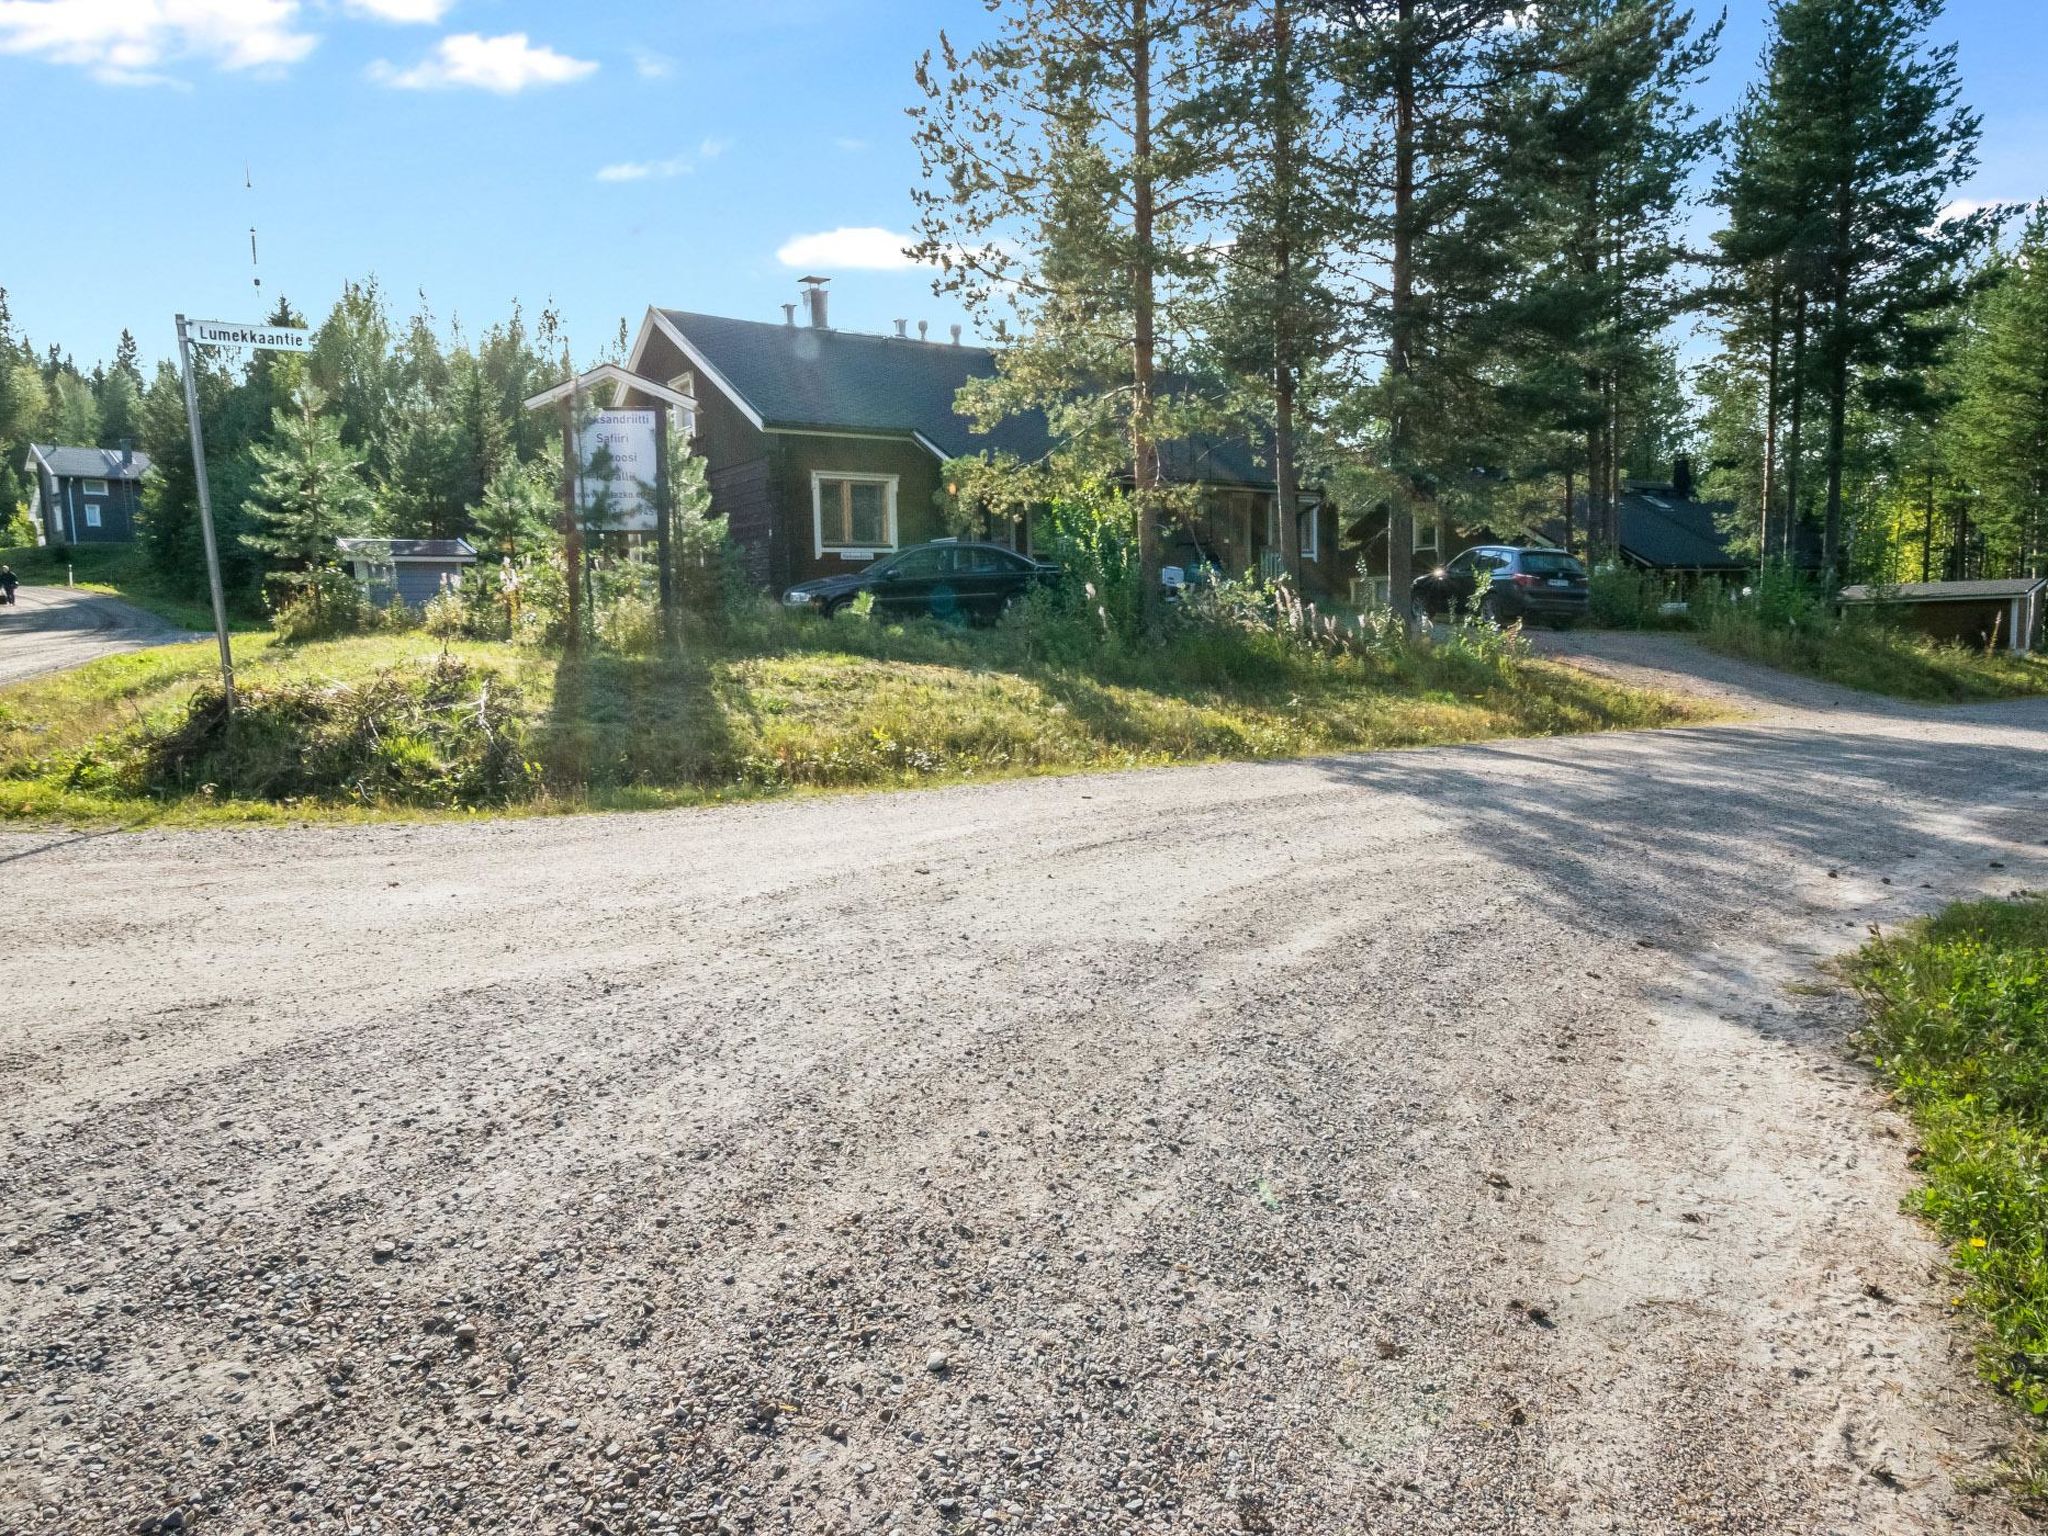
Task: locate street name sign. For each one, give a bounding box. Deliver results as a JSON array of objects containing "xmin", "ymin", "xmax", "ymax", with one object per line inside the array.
[{"xmin": 184, "ymin": 319, "xmax": 314, "ymax": 352}]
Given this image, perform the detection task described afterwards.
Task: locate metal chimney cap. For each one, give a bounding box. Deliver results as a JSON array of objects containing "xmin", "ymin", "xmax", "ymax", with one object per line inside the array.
[
  {"xmin": 894, "ymin": 319, "xmax": 908, "ymax": 338},
  {"xmin": 798, "ymin": 274, "xmax": 831, "ymax": 285},
  {"xmin": 781, "ymin": 303, "xmax": 797, "ymax": 326}
]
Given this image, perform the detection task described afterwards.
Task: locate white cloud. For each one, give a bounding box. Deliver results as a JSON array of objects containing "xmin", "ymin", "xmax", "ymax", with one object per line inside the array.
[
  {"xmin": 0, "ymin": 0, "xmax": 317, "ymax": 82},
  {"xmin": 596, "ymin": 139, "xmax": 731, "ymax": 183},
  {"xmin": 597, "ymin": 156, "xmax": 692, "ymax": 183},
  {"xmin": 776, "ymin": 227, "xmax": 919, "ymax": 271},
  {"xmin": 631, "ymin": 45, "xmax": 671, "ymax": 78},
  {"xmin": 343, "ymin": 0, "xmax": 451, "ymax": 21},
  {"xmin": 834, "ymin": 136, "xmax": 869, "ymax": 153},
  {"xmin": 371, "ymin": 31, "xmax": 594, "ymax": 92}
]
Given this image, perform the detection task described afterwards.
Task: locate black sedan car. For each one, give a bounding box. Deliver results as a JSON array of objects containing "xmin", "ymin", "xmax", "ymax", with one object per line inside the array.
[
  {"xmin": 782, "ymin": 540, "xmax": 1059, "ymax": 622},
  {"xmin": 1411, "ymin": 545, "xmax": 1590, "ymax": 626}
]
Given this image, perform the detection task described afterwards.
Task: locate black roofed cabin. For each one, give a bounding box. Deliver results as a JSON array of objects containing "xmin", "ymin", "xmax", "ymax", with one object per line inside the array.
[
  {"xmin": 24, "ymin": 443, "xmax": 149, "ymax": 545},
  {"xmin": 609, "ymin": 282, "xmax": 1337, "ymax": 596}
]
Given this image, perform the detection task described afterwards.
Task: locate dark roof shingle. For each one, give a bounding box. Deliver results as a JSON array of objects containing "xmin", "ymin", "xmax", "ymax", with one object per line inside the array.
[
  {"xmin": 1618, "ymin": 491, "xmax": 1745, "ymax": 570},
  {"xmin": 659, "ymin": 311, "xmax": 1271, "ymax": 487},
  {"xmin": 28, "ymin": 444, "xmax": 151, "ymax": 482}
]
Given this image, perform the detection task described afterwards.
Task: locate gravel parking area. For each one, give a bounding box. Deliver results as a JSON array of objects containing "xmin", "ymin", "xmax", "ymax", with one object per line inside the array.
[{"xmin": 3, "ymin": 640, "xmax": 2044, "ymax": 1534}]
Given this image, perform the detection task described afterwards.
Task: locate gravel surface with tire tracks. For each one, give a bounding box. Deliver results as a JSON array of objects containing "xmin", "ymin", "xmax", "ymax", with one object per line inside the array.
[
  {"xmin": 2, "ymin": 635, "xmax": 2044, "ymax": 1535},
  {"xmin": 0, "ymin": 585, "xmax": 194, "ymax": 686}
]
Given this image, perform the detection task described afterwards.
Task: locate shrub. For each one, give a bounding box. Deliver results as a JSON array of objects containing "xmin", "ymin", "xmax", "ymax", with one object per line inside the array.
[
  {"xmin": 1588, "ymin": 564, "xmax": 1677, "ymax": 628},
  {"xmin": 139, "ymin": 654, "xmax": 537, "ymax": 808},
  {"xmin": 269, "ymin": 569, "xmax": 375, "ymax": 643}
]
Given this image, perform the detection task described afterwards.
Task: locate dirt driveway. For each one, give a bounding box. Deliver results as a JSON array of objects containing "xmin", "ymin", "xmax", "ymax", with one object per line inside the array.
[
  {"xmin": 0, "ymin": 585, "xmax": 193, "ymax": 685},
  {"xmin": 2, "ymin": 638, "xmax": 2044, "ymax": 1534}
]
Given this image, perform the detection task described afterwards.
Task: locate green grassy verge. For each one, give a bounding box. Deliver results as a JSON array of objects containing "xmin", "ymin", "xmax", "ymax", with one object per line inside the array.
[
  {"xmin": 1851, "ymin": 895, "xmax": 2048, "ymax": 1501},
  {"xmin": 0, "ymin": 615, "xmax": 1706, "ymax": 825},
  {"xmin": 1700, "ymin": 611, "xmax": 2048, "ymax": 703},
  {"xmin": 0, "ymin": 543, "xmax": 263, "ymax": 633}
]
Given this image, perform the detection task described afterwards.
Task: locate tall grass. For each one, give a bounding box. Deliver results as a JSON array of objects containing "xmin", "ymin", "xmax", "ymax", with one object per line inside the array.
[{"xmin": 0, "ymin": 588, "xmax": 1698, "ymax": 821}]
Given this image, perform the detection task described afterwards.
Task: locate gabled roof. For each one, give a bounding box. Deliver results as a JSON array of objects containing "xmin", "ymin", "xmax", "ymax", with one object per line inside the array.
[
  {"xmin": 1839, "ymin": 577, "xmax": 2046, "ymax": 603},
  {"xmin": 337, "ymin": 538, "xmax": 478, "ymax": 562},
  {"xmin": 27, "ymin": 444, "xmax": 151, "ymax": 482},
  {"xmin": 647, "ymin": 310, "xmax": 1273, "ymax": 489},
  {"xmin": 1617, "ymin": 491, "xmax": 1745, "ymax": 570}
]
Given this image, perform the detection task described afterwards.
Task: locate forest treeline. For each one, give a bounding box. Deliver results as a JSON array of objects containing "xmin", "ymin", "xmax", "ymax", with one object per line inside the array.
[{"xmin": 1, "ymin": 0, "xmax": 2043, "ymax": 616}]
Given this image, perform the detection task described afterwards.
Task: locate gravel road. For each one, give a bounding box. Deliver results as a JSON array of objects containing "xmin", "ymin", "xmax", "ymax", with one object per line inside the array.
[
  {"xmin": 3, "ymin": 638, "xmax": 2045, "ymax": 1535},
  {"xmin": 0, "ymin": 586, "xmax": 193, "ymax": 686}
]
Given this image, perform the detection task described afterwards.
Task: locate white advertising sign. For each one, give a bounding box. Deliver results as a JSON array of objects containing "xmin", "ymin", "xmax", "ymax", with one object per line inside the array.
[
  {"xmin": 579, "ymin": 410, "xmax": 659, "ymax": 532},
  {"xmin": 185, "ymin": 319, "xmax": 314, "ymax": 352}
]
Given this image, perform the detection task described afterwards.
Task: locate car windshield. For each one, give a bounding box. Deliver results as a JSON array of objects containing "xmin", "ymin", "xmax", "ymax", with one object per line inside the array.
[{"xmin": 1519, "ymin": 552, "xmax": 1586, "ymax": 577}]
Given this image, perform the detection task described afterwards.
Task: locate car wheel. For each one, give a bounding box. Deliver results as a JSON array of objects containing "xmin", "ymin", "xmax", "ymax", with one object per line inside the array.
[
  {"xmin": 1479, "ymin": 593, "xmax": 1504, "ymax": 626},
  {"xmin": 821, "ymin": 598, "xmax": 847, "ymax": 619}
]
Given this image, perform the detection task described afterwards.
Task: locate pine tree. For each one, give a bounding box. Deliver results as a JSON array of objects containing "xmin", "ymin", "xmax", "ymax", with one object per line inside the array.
[
  {"xmin": 1192, "ymin": 0, "xmax": 1346, "ymax": 585},
  {"xmin": 1321, "ymin": 0, "xmax": 1537, "ymax": 605},
  {"xmin": 1947, "ymin": 205, "xmax": 2048, "ymax": 575},
  {"xmin": 1510, "ymin": 0, "xmax": 1720, "ymax": 555},
  {"xmin": 911, "ymin": 0, "xmax": 1229, "ymax": 617},
  {"xmin": 1728, "ymin": 0, "xmax": 1995, "ymax": 581},
  {"xmin": 471, "ymin": 457, "xmax": 557, "ymax": 558},
  {"xmin": 242, "ymin": 383, "xmax": 375, "ymax": 618}
]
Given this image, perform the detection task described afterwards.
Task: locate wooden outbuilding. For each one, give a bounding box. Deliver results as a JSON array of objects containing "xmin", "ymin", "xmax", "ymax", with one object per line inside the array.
[{"xmin": 1837, "ymin": 577, "xmax": 2048, "ymax": 655}]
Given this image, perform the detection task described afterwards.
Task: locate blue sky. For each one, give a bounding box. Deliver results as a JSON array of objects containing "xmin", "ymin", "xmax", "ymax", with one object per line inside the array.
[{"xmin": 2, "ymin": 0, "xmax": 2043, "ymax": 375}]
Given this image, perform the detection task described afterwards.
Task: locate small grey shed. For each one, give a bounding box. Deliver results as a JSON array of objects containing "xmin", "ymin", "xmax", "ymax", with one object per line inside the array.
[{"xmin": 338, "ymin": 538, "xmax": 479, "ymax": 607}]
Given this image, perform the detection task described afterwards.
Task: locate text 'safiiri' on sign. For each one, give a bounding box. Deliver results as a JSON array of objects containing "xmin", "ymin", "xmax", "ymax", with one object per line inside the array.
[
  {"xmin": 185, "ymin": 320, "xmax": 315, "ymax": 352},
  {"xmin": 578, "ymin": 410, "xmax": 660, "ymax": 532}
]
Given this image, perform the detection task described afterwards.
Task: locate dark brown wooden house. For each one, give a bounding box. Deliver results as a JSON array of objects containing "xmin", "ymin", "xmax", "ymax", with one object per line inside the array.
[{"xmin": 612, "ymin": 290, "xmax": 1340, "ymax": 597}]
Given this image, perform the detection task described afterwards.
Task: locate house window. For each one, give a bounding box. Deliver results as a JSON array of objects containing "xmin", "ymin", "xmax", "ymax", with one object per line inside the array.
[
  {"xmin": 84, "ymin": 505, "xmax": 102, "ymax": 529},
  {"xmin": 1264, "ymin": 497, "xmax": 1321, "ymax": 563},
  {"xmin": 82, "ymin": 479, "xmax": 109, "ymax": 497},
  {"xmin": 812, "ymin": 472, "xmax": 898, "ymax": 556}
]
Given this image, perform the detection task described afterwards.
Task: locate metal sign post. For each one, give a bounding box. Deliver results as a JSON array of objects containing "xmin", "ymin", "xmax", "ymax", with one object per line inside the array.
[{"xmin": 173, "ymin": 315, "xmax": 313, "ymax": 714}]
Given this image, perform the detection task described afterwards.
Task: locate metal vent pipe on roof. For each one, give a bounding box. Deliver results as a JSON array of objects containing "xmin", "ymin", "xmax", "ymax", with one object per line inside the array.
[
  {"xmin": 782, "ymin": 303, "xmax": 797, "ymax": 327},
  {"xmin": 950, "ymin": 324, "xmax": 962, "ymax": 346},
  {"xmin": 894, "ymin": 319, "xmax": 908, "ymax": 338},
  {"xmin": 799, "ymin": 275, "xmax": 830, "ymax": 330},
  {"xmin": 918, "ymin": 321, "xmax": 929, "ymax": 342}
]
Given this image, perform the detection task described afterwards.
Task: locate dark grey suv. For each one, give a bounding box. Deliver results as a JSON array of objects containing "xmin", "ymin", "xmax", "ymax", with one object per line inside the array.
[{"xmin": 1411, "ymin": 545, "xmax": 1590, "ymax": 627}]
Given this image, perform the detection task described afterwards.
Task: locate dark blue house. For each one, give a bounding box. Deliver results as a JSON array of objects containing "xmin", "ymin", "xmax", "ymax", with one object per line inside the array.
[{"xmin": 24, "ymin": 443, "xmax": 150, "ymax": 545}]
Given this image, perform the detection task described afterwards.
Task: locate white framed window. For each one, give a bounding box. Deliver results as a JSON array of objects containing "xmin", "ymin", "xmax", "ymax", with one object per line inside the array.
[
  {"xmin": 1264, "ymin": 497, "xmax": 1321, "ymax": 562},
  {"xmin": 83, "ymin": 505, "xmax": 102, "ymax": 529},
  {"xmin": 812, "ymin": 472, "xmax": 898, "ymax": 557},
  {"xmin": 82, "ymin": 478, "xmax": 109, "ymax": 497}
]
